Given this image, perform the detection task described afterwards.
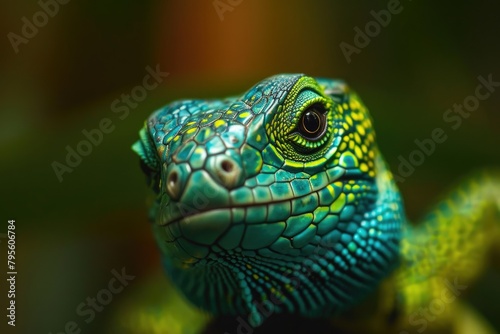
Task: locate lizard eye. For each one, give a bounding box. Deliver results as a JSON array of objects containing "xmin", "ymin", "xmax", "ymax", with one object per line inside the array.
[
  {"xmin": 139, "ymin": 159, "xmax": 160, "ymax": 194},
  {"xmin": 133, "ymin": 127, "xmax": 161, "ymax": 193},
  {"xmin": 298, "ymin": 104, "xmax": 327, "ymax": 140},
  {"xmin": 271, "ymin": 79, "xmax": 336, "ymax": 162},
  {"xmin": 139, "ymin": 159, "xmax": 156, "ymax": 175}
]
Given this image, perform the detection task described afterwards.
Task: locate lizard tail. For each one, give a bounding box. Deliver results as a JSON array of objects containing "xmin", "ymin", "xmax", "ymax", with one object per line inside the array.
[{"xmin": 396, "ymin": 169, "xmax": 500, "ymax": 320}]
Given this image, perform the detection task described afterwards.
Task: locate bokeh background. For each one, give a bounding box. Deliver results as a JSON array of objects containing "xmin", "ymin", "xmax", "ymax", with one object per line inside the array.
[{"xmin": 1, "ymin": 0, "xmax": 499, "ymax": 333}]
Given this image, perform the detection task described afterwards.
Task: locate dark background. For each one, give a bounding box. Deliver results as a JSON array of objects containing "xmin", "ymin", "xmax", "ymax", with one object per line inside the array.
[{"xmin": 1, "ymin": 0, "xmax": 499, "ymax": 333}]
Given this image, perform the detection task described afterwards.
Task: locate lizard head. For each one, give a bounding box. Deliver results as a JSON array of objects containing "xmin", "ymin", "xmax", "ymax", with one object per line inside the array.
[{"xmin": 133, "ymin": 74, "xmax": 402, "ymax": 324}]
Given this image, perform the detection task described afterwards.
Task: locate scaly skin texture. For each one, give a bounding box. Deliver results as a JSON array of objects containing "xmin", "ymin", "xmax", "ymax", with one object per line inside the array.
[{"xmin": 130, "ymin": 74, "xmax": 500, "ymax": 333}]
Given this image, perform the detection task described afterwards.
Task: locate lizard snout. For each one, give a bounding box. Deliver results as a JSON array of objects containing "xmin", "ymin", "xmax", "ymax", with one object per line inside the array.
[{"xmin": 164, "ymin": 152, "xmax": 244, "ymax": 199}]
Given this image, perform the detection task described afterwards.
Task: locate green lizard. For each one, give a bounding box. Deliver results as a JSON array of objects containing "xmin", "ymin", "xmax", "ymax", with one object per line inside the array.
[{"xmin": 127, "ymin": 74, "xmax": 500, "ymax": 333}]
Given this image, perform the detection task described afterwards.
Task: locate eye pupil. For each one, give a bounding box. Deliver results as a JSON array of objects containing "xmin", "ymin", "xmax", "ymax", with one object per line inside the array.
[
  {"xmin": 298, "ymin": 105, "xmax": 326, "ymax": 140},
  {"xmin": 302, "ymin": 110, "xmax": 321, "ymax": 134}
]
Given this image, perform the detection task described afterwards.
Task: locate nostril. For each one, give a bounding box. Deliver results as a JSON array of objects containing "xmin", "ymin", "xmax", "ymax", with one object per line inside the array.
[
  {"xmin": 169, "ymin": 171, "xmax": 178, "ymax": 186},
  {"xmin": 212, "ymin": 156, "xmax": 243, "ymax": 189},
  {"xmin": 220, "ymin": 160, "xmax": 234, "ymax": 173},
  {"xmin": 167, "ymin": 171, "xmax": 180, "ymax": 198}
]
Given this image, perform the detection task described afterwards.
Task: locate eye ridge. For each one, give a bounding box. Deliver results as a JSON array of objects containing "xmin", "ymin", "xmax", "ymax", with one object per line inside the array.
[{"xmin": 297, "ymin": 103, "xmax": 328, "ymax": 141}]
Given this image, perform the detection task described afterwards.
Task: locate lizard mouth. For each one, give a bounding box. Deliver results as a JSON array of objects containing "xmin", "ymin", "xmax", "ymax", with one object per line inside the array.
[
  {"xmin": 157, "ymin": 192, "xmax": 315, "ymax": 250},
  {"xmin": 157, "ymin": 165, "xmax": 364, "ymax": 228},
  {"xmin": 159, "ymin": 195, "xmax": 305, "ymax": 227},
  {"xmin": 155, "ymin": 165, "xmax": 359, "ymax": 251},
  {"xmin": 158, "ymin": 202, "xmax": 284, "ymax": 230}
]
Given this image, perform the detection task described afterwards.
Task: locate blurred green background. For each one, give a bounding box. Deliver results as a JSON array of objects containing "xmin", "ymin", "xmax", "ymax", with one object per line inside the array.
[{"xmin": 1, "ymin": 0, "xmax": 499, "ymax": 333}]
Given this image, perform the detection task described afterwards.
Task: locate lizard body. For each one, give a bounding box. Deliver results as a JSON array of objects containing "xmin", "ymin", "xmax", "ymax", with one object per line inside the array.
[{"xmin": 128, "ymin": 74, "xmax": 500, "ymax": 333}]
